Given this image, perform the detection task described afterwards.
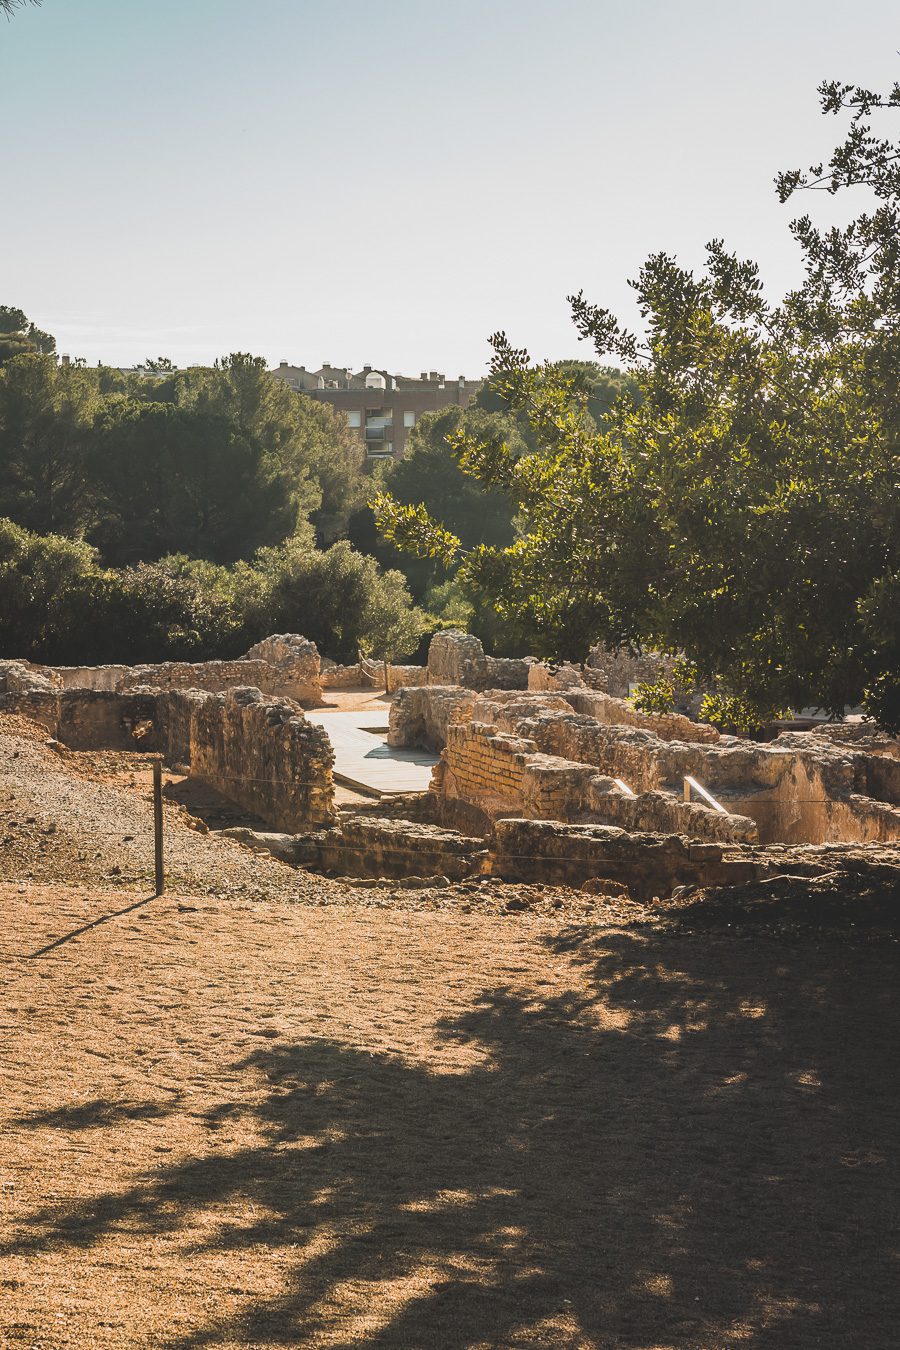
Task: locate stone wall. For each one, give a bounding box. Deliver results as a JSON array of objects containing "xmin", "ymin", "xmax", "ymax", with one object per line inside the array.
[
  {"xmin": 485, "ymin": 695, "xmax": 900, "ymax": 845},
  {"xmin": 585, "ymin": 645, "xmax": 678, "ymax": 698},
  {"xmin": 52, "ymin": 665, "xmax": 130, "ymax": 692},
  {"xmin": 320, "ymin": 661, "xmax": 364, "ymax": 689},
  {"xmin": 8, "ymin": 634, "xmax": 324, "ymax": 708},
  {"xmin": 188, "ymin": 687, "xmax": 335, "ymax": 831},
  {"xmin": 0, "ymin": 680, "xmax": 336, "ymax": 832},
  {"xmin": 388, "ymin": 685, "xmax": 476, "ymax": 752},
  {"xmin": 491, "ymin": 820, "xmax": 756, "ymax": 898},
  {"xmin": 565, "ymin": 688, "xmax": 720, "ymax": 744},
  {"xmin": 432, "ymin": 717, "xmax": 756, "ymax": 844},
  {"xmin": 290, "ymin": 816, "xmax": 489, "ymax": 881},
  {"xmin": 527, "ymin": 662, "xmax": 586, "ymax": 693},
  {"xmin": 426, "ymin": 630, "xmax": 532, "ymax": 692},
  {"xmin": 385, "ymin": 664, "xmax": 428, "ymax": 693},
  {"xmin": 387, "ymin": 684, "xmax": 900, "ymax": 847}
]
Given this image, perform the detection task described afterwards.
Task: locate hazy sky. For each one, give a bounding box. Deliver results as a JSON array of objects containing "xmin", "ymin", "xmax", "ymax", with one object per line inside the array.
[{"xmin": 2, "ymin": 0, "xmax": 898, "ymax": 375}]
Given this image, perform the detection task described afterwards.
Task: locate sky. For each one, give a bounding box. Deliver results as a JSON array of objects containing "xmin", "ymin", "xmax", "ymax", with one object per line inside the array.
[{"xmin": 2, "ymin": 0, "xmax": 899, "ymax": 376}]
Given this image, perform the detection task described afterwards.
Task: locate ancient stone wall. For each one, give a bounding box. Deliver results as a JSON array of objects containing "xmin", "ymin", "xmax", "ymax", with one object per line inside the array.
[
  {"xmin": 385, "ymin": 664, "xmax": 428, "ymax": 693},
  {"xmin": 585, "ymin": 645, "xmax": 678, "ymax": 698},
  {"xmin": 53, "ymin": 665, "xmax": 131, "ymax": 692},
  {"xmin": 388, "ymin": 685, "xmax": 476, "ymax": 752},
  {"xmin": 290, "ymin": 816, "xmax": 489, "ymax": 881},
  {"xmin": 320, "ymin": 661, "xmax": 364, "ymax": 689},
  {"xmin": 491, "ymin": 820, "xmax": 756, "ymax": 898},
  {"xmin": 527, "ymin": 662, "xmax": 586, "ymax": 693},
  {"xmin": 565, "ymin": 688, "xmax": 720, "ymax": 744},
  {"xmin": 432, "ymin": 716, "xmax": 756, "ymax": 844},
  {"xmin": 426, "ymin": 630, "xmax": 532, "ymax": 692},
  {"xmin": 389, "ymin": 684, "xmax": 900, "ymax": 847},
  {"xmin": 484, "ymin": 695, "xmax": 900, "ymax": 845},
  {"xmin": 0, "ymin": 679, "xmax": 336, "ymax": 832},
  {"xmin": 9, "ymin": 634, "xmax": 323, "ymax": 708},
  {"xmin": 189, "ymin": 687, "xmax": 335, "ymax": 831}
]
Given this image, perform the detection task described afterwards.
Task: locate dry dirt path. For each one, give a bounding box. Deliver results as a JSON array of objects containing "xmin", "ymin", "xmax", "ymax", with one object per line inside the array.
[{"xmin": 1, "ymin": 714, "xmax": 898, "ymax": 1349}]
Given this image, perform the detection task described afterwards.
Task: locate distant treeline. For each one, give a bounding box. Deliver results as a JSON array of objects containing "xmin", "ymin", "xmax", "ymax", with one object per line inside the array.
[{"xmin": 0, "ymin": 350, "xmax": 366, "ymax": 564}]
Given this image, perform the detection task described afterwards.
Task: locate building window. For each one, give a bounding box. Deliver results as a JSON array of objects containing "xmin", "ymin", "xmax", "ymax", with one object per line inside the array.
[
  {"xmin": 403, "ymin": 410, "xmax": 415, "ymax": 428},
  {"xmin": 347, "ymin": 410, "xmax": 361, "ymax": 428}
]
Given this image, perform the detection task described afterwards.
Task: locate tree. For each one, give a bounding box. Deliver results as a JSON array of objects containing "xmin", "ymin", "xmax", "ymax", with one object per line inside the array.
[
  {"xmin": 0, "ymin": 0, "xmax": 40, "ymax": 17},
  {"xmin": 359, "ymin": 567, "xmax": 430, "ymax": 677},
  {"xmin": 0, "ymin": 306, "xmax": 55, "ymax": 366},
  {"xmin": 376, "ymin": 78, "xmax": 900, "ymax": 730},
  {"xmin": 0, "ymin": 354, "xmax": 99, "ymax": 534},
  {"xmin": 0, "ymin": 518, "xmax": 98, "ymax": 660}
]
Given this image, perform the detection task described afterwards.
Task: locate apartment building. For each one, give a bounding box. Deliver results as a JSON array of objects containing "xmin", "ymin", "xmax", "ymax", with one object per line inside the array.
[{"xmin": 269, "ymin": 361, "xmax": 482, "ymax": 460}]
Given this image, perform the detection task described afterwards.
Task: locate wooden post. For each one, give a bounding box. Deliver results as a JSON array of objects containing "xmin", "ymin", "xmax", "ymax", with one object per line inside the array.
[{"xmin": 152, "ymin": 758, "xmax": 164, "ymax": 896}]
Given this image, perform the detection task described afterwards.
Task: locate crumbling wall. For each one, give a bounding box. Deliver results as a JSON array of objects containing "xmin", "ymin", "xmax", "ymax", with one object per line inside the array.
[
  {"xmin": 53, "ymin": 665, "xmax": 130, "ymax": 692},
  {"xmin": 388, "ymin": 685, "xmax": 476, "ymax": 752},
  {"xmin": 565, "ymin": 688, "xmax": 720, "ymax": 744},
  {"xmin": 426, "ymin": 630, "xmax": 532, "ymax": 691},
  {"xmin": 290, "ymin": 816, "xmax": 489, "ymax": 881},
  {"xmin": 386, "ymin": 664, "xmax": 428, "ymax": 693},
  {"xmin": 585, "ymin": 645, "xmax": 678, "ymax": 698},
  {"xmin": 0, "ymin": 678, "xmax": 336, "ymax": 832},
  {"xmin": 10, "ymin": 633, "xmax": 323, "ymax": 708},
  {"xmin": 528, "ymin": 662, "xmax": 586, "ymax": 693},
  {"xmin": 432, "ymin": 717, "xmax": 755, "ymax": 844},
  {"xmin": 189, "ymin": 687, "xmax": 335, "ymax": 831},
  {"xmin": 491, "ymin": 820, "xmax": 755, "ymax": 898},
  {"xmin": 320, "ymin": 660, "xmax": 364, "ymax": 689}
]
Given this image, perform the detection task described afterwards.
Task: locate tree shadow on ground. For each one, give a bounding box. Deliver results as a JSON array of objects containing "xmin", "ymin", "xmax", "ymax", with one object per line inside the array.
[{"xmin": 6, "ymin": 924, "xmax": 899, "ymax": 1348}]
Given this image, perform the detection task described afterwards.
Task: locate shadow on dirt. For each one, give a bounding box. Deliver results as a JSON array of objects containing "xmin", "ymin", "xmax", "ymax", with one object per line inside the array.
[{"xmin": 6, "ymin": 923, "xmax": 898, "ymax": 1348}]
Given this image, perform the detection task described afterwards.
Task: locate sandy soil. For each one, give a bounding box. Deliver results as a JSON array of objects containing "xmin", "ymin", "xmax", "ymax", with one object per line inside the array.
[{"xmin": 1, "ymin": 712, "xmax": 898, "ymax": 1349}]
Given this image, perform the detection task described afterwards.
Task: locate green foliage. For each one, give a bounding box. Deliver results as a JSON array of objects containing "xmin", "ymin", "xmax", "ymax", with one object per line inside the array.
[
  {"xmin": 474, "ymin": 359, "xmax": 636, "ymax": 441},
  {"xmin": 630, "ymin": 678, "xmax": 677, "ymax": 717},
  {"xmin": 0, "ymin": 306, "xmax": 55, "ymax": 367},
  {"xmin": 359, "ymin": 568, "xmax": 430, "ymax": 666},
  {"xmin": 376, "ymin": 79, "xmax": 900, "ymax": 731},
  {"xmin": 0, "ymin": 517, "xmax": 97, "ymax": 660},
  {"xmin": 0, "ymin": 518, "xmax": 426, "ymax": 668},
  {"xmin": 697, "ymin": 693, "xmax": 765, "ymax": 737},
  {"xmin": 0, "ymin": 349, "xmax": 365, "ymax": 563}
]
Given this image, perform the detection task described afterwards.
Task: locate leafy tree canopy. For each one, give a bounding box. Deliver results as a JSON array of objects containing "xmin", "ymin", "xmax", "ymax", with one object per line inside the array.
[
  {"xmin": 376, "ymin": 78, "xmax": 900, "ymax": 730},
  {"xmin": 0, "ymin": 518, "xmax": 427, "ymax": 667},
  {"xmin": 0, "ymin": 306, "xmax": 55, "ymax": 366},
  {"xmin": 0, "ymin": 350, "xmax": 365, "ymax": 563}
]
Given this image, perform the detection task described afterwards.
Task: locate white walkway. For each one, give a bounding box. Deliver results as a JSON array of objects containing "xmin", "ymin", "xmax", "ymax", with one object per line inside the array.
[{"xmin": 307, "ymin": 708, "xmax": 438, "ymax": 796}]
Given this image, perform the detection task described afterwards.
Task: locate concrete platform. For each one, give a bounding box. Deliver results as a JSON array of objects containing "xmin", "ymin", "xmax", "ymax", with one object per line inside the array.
[{"xmin": 307, "ymin": 709, "xmax": 438, "ymax": 796}]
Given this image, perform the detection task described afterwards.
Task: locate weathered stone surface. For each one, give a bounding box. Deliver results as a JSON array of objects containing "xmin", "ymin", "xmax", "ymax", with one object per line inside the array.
[
  {"xmin": 584, "ymin": 645, "xmax": 679, "ymax": 699},
  {"xmin": 385, "ymin": 663, "xmax": 428, "ymax": 692},
  {"xmin": 528, "ymin": 661, "xmax": 586, "ymax": 693},
  {"xmin": 431, "ymin": 713, "xmax": 756, "ymax": 844},
  {"xmin": 426, "ymin": 630, "xmax": 532, "ymax": 691},
  {"xmin": 7, "ymin": 633, "xmax": 324, "ymax": 708},
  {"xmin": 190, "ymin": 687, "xmax": 335, "ymax": 831},
  {"xmin": 491, "ymin": 819, "xmax": 756, "ymax": 898},
  {"xmin": 388, "ymin": 684, "xmax": 476, "ymax": 751},
  {"xmin": 565, "ymin": 687, "xmax": 720, "ymax": 744},
  {"xmin": 394, "ymin": 684, "xmax": 900, "ymax": 846}
]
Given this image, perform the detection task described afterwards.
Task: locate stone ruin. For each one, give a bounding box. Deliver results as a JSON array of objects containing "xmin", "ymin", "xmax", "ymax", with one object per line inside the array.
[
  {"xmin": 0, "ymin": 637, "xmax": 335, "ymax": 831},
  {"xmin": 2, "ymin": 626, "xmax": 898, "ymax": 900}
]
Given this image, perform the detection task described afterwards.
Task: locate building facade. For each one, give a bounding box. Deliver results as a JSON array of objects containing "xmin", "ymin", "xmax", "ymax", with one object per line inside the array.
[{"xmin": 269, "ymin": 361, "xmax": 482, "ymax": 460}]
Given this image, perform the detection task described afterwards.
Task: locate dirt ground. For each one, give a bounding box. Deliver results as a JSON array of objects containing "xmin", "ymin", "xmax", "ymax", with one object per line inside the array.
[{"xmin": 1, "ymin": 712, "xmax": 898, "ymax": 1349}]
